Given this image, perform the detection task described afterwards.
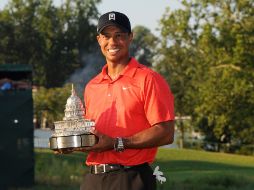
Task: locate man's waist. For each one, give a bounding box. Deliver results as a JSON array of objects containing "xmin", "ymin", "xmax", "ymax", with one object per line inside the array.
[
  {"xmin": 90, "ymin": 163, "xmax": 149, "ymax": 174},
  {"xmin": 86, "ymin": 148, "xmax": 157, "ymax": 166}
]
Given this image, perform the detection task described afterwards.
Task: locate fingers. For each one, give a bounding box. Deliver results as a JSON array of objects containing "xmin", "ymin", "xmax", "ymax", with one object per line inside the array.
[
  {"xmin": 75, "ymin": 147, "xmax": 89, "ymax": 152},
  {"xmin": 53, "ymin": 148, "xmax": 73, "ymax": 154},
  {"xmin": 53, "ymin": 146, "xmax": 96, "ymax": 153},
  {"xmin": 82, "ymin": 145, "xmax": 102, "ymax": 153}
]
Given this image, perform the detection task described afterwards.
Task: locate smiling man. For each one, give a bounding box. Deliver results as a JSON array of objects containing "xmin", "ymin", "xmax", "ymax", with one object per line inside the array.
[{"xmin": 80, "ymin": 11, "xmax": 175, "ymax": 190}]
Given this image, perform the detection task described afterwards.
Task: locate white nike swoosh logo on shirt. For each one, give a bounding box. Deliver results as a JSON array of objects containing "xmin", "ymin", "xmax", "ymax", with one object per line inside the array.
[{"xmin": 122, "ymin": 86, "xmax": 132, "ymax": 90}]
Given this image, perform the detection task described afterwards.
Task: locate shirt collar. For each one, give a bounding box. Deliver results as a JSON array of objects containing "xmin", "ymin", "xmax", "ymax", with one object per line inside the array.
[{"xmin": 98, "ymin": 57, "xmax": 139, "ymax": 82}]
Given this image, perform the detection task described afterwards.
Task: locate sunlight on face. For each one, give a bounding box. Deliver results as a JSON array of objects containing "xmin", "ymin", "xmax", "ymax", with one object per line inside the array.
[{"xmin": 97, "ymin": 26, "xmax": 133, "ymax": 62}]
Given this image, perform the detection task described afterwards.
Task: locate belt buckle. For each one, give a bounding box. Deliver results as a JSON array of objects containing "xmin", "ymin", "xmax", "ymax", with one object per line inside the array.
[
  {"xmin": 91, "ymin": 164, "xmax": 125, "ymax": 174},
  {"xmin": 93, "ymin": 164, "xmax": 107, "ymax": 174},
  {"xmin": 101, "ymin": 164, "xmax": 106, "ymax": 173}
]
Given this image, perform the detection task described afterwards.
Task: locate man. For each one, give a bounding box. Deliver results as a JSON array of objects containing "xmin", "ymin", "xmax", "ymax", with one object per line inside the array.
[{"xmin": 80, "ymin": 11, "xmax": 175, "ymax": 190}]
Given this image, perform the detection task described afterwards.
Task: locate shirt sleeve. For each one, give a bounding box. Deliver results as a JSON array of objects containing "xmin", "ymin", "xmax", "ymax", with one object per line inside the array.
[{"xmin": 143, "ymin": 72, "xmax": 175, "ymax": 126}]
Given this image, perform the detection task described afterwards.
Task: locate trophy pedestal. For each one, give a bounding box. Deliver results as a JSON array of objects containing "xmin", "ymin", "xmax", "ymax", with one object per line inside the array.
[{"xmin": 49, "ymin": 134, "xmax": 98, "ymax": 150}]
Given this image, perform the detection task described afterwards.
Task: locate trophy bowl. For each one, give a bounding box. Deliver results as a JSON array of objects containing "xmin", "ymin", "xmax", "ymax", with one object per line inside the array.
[
  {"xmin": 49, "ymin": 84, "xmax": 98, "ymax": 151},
  {"xmin": 49, "ymin": 134, "xmax": 98, "ymax": 150}
]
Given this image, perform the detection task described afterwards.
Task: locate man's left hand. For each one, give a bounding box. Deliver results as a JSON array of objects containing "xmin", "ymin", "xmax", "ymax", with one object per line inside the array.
[{"xmin": 76, "ymin": 129, "xmax": 115, "ymax": 153}]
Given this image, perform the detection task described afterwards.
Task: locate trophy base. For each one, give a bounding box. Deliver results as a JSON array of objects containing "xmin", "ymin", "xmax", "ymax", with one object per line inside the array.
[{"xmin": 49, "ymin": 134, "xmax": 98, "ymax": 150}]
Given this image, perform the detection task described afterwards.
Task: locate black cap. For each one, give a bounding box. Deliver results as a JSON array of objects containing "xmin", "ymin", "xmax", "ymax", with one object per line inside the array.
[{"xmin": 97, "ymin": 11, "xmax": 131, "ymax": 34}]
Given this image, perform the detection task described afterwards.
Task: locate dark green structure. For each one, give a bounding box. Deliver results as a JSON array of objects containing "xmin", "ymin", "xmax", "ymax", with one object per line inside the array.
[{"xmin": 0, "ymin": 64, "xmax": 34, "ymax": 189}]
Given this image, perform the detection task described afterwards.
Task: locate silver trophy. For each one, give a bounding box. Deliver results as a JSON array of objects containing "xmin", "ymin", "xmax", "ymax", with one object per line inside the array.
[{"xmin": 49, "ymin": 84, "xmax": 98, "ymax": 151}]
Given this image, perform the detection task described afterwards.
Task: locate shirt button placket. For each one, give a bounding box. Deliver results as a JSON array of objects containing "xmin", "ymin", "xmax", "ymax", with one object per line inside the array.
[{"xmin": 107, "ymin": 83, "xmax": 113, "ymax": 100}]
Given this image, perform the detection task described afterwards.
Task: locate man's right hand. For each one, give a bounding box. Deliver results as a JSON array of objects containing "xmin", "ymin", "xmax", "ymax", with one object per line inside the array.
[{"xmin": 76, "ymin": 129, "xmax": 115, "ymax": 153}]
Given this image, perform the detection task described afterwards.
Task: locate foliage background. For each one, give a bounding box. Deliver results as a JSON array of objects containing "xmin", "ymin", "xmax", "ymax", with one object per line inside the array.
[
  {"xmin": 0, "ymin": 0, "xmax": 254, "ymax": 154},
  {"xmin": 156, "ymin": 0, "xmax": 254, "ymax": 153}
]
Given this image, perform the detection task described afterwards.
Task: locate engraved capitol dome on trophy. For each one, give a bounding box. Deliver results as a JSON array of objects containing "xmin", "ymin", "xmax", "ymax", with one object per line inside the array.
[{"xmin": 49, "ymin": 84, "xmax": 98, "ymax": 150}]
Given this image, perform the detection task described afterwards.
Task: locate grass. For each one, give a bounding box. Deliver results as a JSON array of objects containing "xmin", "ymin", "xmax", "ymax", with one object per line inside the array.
[
  {"xmin": 14, "ymin": 148, "xmax": 254, "ymax": 190},
  {"xmin": 154, "ymin": 148, "xmax": 254, "ymax": 190},
  {"xmin": 34, "ymin": 149, "xmax": 86, "ymax": 190}
]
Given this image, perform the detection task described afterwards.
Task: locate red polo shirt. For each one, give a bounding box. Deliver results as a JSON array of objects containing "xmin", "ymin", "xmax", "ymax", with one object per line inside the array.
[{"xmin": 84, "ymin": 58, "xmax": 174, "ymax": 166}]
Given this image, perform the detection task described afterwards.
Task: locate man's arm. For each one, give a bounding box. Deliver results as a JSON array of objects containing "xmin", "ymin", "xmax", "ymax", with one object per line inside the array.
[
  {"xmin": 79, "ymin": 120, "xmax": 174, "ymax": 152},
  {"xmin": 124, "ymin": 120, "xmax": 174, "ymax": 149}
]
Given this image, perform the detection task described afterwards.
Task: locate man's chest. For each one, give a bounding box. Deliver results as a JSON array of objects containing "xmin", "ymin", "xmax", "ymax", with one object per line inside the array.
[{"xmin": 86, "ymin": 80, "xmax": 144, "ymax": 117}]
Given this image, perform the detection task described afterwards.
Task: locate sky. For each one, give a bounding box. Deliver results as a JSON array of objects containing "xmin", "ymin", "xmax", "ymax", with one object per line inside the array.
[
  {"xmin": 97, "ymin": 0, "xmax": 182, "ymax": 35},
  {"xmin": 0, "ymin": 0, "xmax": 182, "ymax": 36}
]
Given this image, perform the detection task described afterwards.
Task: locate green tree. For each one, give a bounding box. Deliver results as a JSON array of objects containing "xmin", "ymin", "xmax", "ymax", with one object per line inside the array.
[
  {"xmin": 0, "ymin": 0, "xmax": 100, "ymax": 87},
  {"xmin": 157, "ymin": 6, "xmax": 198, "ymax": 148},
  {"xmin": 130, "ymin": 25, "xmax": 158, "ymax": 67},
  {"xmin": 33, "ymin": 83, "xmax": 72, "ymax": 128},
  {"xmin": 158, "ymin": 0, "xmax": 254, "ymax": 151}
]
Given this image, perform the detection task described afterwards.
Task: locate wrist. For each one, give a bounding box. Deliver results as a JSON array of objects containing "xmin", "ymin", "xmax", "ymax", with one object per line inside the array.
[{"xmin": 114, "ymin": 137, "xmax": 125, "ymax": 152}]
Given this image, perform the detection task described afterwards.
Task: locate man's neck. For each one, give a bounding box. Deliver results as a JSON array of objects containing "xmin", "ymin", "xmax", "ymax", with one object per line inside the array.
[{"xmin": 107, "ymin": 57, "xmax": 131, "ymax": 79}]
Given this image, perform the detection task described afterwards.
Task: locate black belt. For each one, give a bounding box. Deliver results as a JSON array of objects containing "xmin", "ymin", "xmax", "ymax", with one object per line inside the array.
[{"xmin": 90, "ymin": 163, "xmax": 148, "ymax": 174}]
